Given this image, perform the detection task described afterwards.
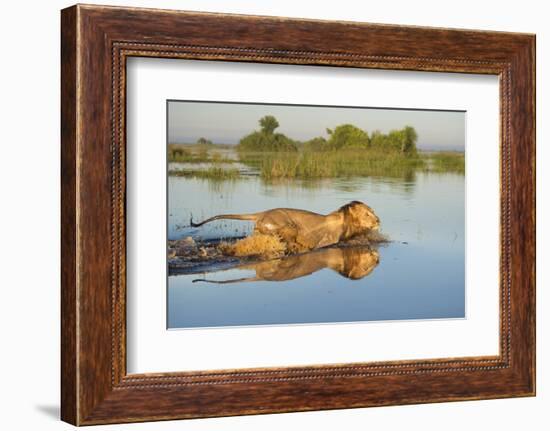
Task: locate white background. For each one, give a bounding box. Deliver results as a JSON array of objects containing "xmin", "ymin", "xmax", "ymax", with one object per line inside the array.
[
  {"xmin": 0, "ymin": 0, "xmax": 547, "ymax": 430},
  {"xmin": 127, "ymin": 59, "xmax": 499, "ymax": 373}
]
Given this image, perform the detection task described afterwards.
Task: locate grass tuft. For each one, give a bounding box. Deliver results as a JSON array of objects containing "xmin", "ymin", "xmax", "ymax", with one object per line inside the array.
[
  {"xmin": 238, "ymin": 150, "xmax": 426, "ymax": 180},
  {"xmin": 426, "ymin": 152, "xmax": 465, "ymax": 174},
  {"xmin": 168, "ymin": 167, "xmax": 240, "ymax": 181}
]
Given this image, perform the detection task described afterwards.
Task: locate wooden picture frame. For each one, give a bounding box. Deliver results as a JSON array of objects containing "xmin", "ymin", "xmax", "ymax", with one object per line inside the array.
[{"xmin": 61, "ymin": 4, "xmax": 535, "ymax": 425}]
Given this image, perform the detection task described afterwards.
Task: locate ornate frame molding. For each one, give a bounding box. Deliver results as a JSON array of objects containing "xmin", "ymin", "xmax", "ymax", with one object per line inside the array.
[{"xmin": 61, "ymin": 5, "xmax": 535, "ymax": 425}]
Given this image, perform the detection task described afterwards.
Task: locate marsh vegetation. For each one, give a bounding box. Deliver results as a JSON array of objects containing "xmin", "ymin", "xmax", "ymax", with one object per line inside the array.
[{"xmin": 168, "ymin": 115, "xmax": 464, "ymax": 182}]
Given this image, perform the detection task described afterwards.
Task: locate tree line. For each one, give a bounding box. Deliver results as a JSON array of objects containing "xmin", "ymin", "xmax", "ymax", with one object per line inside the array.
[{"xmin": 236, "ymin": 115, "xmax": 419, "ymax": 156}]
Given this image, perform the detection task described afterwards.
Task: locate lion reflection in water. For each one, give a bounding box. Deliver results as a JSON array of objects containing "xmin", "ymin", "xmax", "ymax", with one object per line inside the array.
[{"xmin": 193, "ymin": 247, "xmax": 379, "ymax": 284}]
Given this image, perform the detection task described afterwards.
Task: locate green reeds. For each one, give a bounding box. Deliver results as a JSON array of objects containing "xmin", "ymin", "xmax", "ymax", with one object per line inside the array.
[{"xmin": 168, "ymin": 167, "xmax": 240, "ymax": 181}]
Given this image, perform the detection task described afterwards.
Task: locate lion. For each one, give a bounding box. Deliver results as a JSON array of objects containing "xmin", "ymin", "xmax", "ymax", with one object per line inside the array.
[
  {"xmin": 190, "ymin": 200, "xmax": 380, "ymax": 253},
  {"xmin": 193, "ymin": 246, "xmax": 380, "ymax": 284}
]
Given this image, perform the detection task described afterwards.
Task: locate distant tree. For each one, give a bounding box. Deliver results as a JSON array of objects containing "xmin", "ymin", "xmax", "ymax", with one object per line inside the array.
[
  {"xmin": 237, "ymin": 116, "xmax": 416, "ymax": 156},
  {"xmin": 387, "ymin": 130, "xmax": 404, "ymax": 151},
  {"xmin": 303, "ymin": 136, "xmax": 328, "ymax": 151},
  {"xmin": 238, "ymin": 131, "xmax": 297, "ymax": 151},
  {"xmin": 196, "ymin": 137, "xmax": 213, "ymax": 146},
  {"xmin": 370, "ymin": 126, "xmax": 418, "ymax": 155},
  {"xmin": 400, "ymin": 126, "xmax": 418, "ymax": 155},
  {"xmin": 369, "ymin": 130, "xmax": 385, "ymax": 148},
  {"xmin": 259, "ymin": 115, "xmax": 280, "ymax": 135},
  {"xmin": 327, "ymin": 124, "xmax": 370, "ymax": 150},
  {"xmin": 237, "ymin": 116, "xmax": 296, "ymax": 152}
]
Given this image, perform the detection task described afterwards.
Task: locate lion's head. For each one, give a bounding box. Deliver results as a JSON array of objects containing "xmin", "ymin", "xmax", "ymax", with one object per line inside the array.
[{"xmin": 340, "ymin": 200, "xmax": 380, "ymax": 239}]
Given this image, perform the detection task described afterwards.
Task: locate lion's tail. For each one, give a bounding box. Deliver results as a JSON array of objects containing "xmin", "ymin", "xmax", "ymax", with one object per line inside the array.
[
  {"xmin": 190, "ymin": 213, "xmax": 259, "ymax": 228},
  {"xmin": 192, "ymin": 276, "xmax": 260, "ymax": 284}
]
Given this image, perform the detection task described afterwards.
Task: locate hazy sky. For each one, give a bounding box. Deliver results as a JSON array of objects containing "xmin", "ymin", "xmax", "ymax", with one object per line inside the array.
[{"xmin": 168, "ymin": 101, "xmax": 465, "ymax": 151}]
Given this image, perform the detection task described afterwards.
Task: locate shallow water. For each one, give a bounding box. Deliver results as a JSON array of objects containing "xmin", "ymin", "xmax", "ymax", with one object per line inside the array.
[{"xmin": 168, "ymin": 169, "xmax": 465, "ymax": 329}]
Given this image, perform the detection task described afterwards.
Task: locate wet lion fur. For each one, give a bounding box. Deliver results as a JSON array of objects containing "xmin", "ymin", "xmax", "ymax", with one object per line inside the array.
[
  {"xmin": 219, "ymin": 233, "xmax": 287, "ymax": 259},
  {"xmin": 191, "ymin": 200, "xmax": 380, "ymax": 253}
]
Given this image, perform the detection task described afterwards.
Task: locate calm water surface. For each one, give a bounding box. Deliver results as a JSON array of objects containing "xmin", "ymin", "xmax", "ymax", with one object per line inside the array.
[{"xmin": 168, "ymin": 166, "xmax": 465, "ymax": 329}]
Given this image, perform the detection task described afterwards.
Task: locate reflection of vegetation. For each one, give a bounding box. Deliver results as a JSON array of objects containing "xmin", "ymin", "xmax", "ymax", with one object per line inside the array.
[
  {"xmin": 427, "ymin": 152, "xmax": 465, "ymax": 174},
  {"xmin": 169, "ymin": 167, "xmax": 240, "ymax": 181}
]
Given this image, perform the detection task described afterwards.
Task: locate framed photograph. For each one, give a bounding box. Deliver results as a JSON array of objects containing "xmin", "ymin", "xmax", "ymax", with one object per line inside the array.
[{"xmin": 61, "ymin": 4, "xmax": 535, "ymax": 425}]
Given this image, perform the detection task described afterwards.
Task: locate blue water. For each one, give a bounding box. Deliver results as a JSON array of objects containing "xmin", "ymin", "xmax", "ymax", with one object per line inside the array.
[{"xmin": 168, "ymin": 170, "xmax": 465, "ymax": 328}]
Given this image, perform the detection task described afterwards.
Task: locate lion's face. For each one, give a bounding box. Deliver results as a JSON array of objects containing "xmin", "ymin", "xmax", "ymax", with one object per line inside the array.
[
  {"xmin": 342, "ymin": 248, "xmax": 380, "ymax": 279},
  {"xmin": 347, "ymin": 201, "xmax": 380, "ymax": 233}
]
